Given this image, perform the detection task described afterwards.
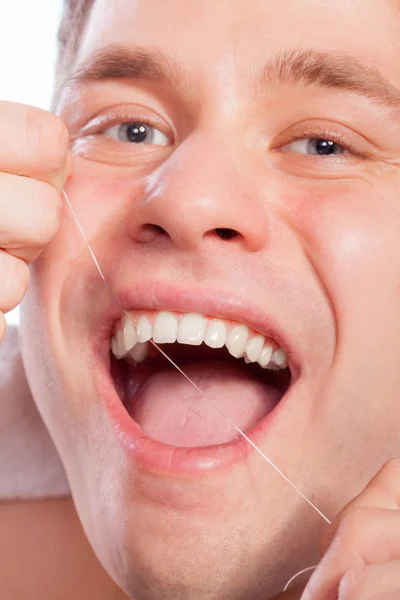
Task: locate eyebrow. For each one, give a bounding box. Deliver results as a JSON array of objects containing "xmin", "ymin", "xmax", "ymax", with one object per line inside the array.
[
  {"xmin": 66, "ymin": 45, "xmax": 189, "ymax": 91},
  {"xmin": 63, "ymin": 45, "xmax": 400, "ymax": 117},
  {"xmin": 259, "ymin": 48, "xmax": 400, "ymax": 114}
]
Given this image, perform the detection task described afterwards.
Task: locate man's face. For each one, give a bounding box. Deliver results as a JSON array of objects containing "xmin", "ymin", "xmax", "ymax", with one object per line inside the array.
[{"xmin": 19, "ymin": 0, "xmax": 400, "ymax": 597}]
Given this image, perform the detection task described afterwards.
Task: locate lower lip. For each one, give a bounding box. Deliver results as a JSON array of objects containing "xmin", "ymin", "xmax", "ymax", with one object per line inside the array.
[{"xmin": 94, "ymin": 349, "xmax": 293, "ymax": 476}]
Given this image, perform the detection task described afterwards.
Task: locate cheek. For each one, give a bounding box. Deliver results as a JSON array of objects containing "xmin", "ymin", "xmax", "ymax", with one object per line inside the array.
[
  {"xmin": 35, "ymin": 159, "xmax": 148, "ymax": 298},
  {"xmin": 282, "ymin": 177, "xmax": 400, "ymax": 398},
  {"xmin": 282, "ymin": 180, "xmax": 400, "ymax": 487},
  {"xmin": 293, "ymin": 178, "xmax": 400, "ymax": 410},
  {"xmin": 64, "ymin": 159, "xmax": 148, "ymax": 241},
  {"xmin": 289, "ymin": 180, "xmax": 400, "ymax": 309}
]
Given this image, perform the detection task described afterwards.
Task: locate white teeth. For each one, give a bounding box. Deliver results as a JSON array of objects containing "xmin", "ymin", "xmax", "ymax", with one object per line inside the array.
[
  {"xmin": 204, "ymin": 320, "xmax": 228, "ymax": 349},
  {"xmin": 245, "ymin": 335, "xmax": 264, "ymax": 363},
  {"xmin": 268, "ymin": 363, "xmax": 281, "ymax": 371},
  {"xmin": 226, "ymin": 325, "xmax": 249, "ymax": 358},
  {"xmin": 258, "ymin": 344, "xmax": 273, "ymax": 368},
  {"xmin": 177, "ymin": 313, "xmax": 206, "ymax": 346},
  {"xmin": 137, "ymin": 315, "xmax": 152, "ymax": 343},
  {"xmin": 153, "ymin": 311, "xmax": 178, "ymax": 344},
  {"xmin": 111, "ymin": 311, "xmax": 288, "ymax": 371},
  {"xmin": 112, "ymin": 329, "xmax": 126, "ymax": 359},
  {"xmin": 271, "ymin": 347, "xmax": 288, "ymax": 368},
  {"xmin": 123, "ymin": 318, "xmax": 137, "ymax": 352},
  {"xmin": 111, "ymin": 335, "xmax": 121, "ymax": 359},
  {"xmin": 129, "ymin": 342, "xmax": 149, "ymax": 363}
]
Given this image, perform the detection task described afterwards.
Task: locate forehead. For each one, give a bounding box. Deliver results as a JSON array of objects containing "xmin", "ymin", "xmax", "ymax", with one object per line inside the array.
[{"xmin": 77, "ymin": 0, "xmax": 400, "ymax": 86}]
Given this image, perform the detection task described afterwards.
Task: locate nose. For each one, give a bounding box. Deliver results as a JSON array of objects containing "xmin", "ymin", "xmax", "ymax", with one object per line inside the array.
[{"xmin": 128, "ymin": 135, "xmax": 270, "ymax": 252}]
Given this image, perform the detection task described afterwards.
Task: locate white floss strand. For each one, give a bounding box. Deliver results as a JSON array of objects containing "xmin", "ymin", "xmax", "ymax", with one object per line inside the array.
[
  {"xmin": 283, "ymin": 565, "xmax": 318, "ymax": 592},
  {"xmin": 62, "ymin": 189, "xmax": 331, "ymax": 591}
]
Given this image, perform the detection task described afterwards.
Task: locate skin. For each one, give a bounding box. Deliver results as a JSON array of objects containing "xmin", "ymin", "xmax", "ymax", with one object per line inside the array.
[{"xmin": 2, "ymin": 0, "xmax": 400, "ymax": 597}]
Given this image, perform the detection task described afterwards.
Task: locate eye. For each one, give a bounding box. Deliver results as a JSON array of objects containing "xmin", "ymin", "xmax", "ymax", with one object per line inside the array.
[
  {"xmin": 104, "ymin": 121, "xmax": 169, "ymax": 147},
  {"xmin": 281, "ymin": 138, "xmax": 346, "ymax": 156}
]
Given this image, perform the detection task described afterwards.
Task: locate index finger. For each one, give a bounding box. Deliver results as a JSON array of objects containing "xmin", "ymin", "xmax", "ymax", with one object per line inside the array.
[
  {"xmin": 321, "ymin": 458, "xmax": 400, "ymax": 553},
  {"xmin": 0, "ymin": 101, "xmax": 70, "ymax": 191}
]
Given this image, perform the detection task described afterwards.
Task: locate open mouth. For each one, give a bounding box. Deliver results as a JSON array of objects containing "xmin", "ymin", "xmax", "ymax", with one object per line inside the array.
[{"xmin": 110, "ymin": 311, "xmax": 292, "ymax": 449}]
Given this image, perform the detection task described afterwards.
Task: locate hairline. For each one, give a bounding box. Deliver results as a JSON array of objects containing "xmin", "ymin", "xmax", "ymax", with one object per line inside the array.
[{"xmin": 54, "ymin": 0, "xmax": 96, "ymax": 106}]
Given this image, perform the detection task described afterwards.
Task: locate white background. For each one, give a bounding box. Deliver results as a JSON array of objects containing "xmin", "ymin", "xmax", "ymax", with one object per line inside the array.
[{"xmin": 1, "ymin": 0, "xmax": 64, "ymax": 324}]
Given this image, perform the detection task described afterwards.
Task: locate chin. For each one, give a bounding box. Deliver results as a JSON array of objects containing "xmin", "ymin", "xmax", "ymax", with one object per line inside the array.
[{"xmin": 83, "ymin": 480, "xmax": 318, "ymax": 600}]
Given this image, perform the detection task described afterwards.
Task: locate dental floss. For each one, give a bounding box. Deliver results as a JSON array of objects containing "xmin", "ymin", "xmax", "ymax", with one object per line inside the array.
[
  {"xmin": 62, "ymin": 188, "xmax": 331, "ymax": 593},
  {"xmin": 283, "ymin": 566, "xmax": 317, "ymax": 592}
]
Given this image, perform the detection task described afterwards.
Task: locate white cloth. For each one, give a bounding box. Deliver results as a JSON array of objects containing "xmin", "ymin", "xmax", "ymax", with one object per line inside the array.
[{"xmin": 0, "ymin": 325, "xmax": 69, "ymax": 499}]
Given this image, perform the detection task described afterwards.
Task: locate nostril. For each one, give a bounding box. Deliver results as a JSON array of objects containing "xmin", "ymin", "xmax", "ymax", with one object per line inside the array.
[
  {"xmin": 136, "ymin": 224, "xmax": 169, "ymax": 243},
  {"xmin": 215, "ymin": 228, "xmax": 239, "ymax": 241},
  {"xmin": 150, "ymin": 224, "xmax": 168, "ymax": 235}
]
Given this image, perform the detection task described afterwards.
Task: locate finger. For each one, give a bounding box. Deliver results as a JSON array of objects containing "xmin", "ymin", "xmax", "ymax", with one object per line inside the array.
[
  {"xmin": 0, "ymin": 101, "xmax": 71, "ymax": 192},
  {"xmin": 301, "ymin": 508, "xmax": 400, "ymax": 600},
  {"xmin": 0, "ymin": 172, "xmax": 62, "ymax": 262},
  {"xmin": 321, "ymin": 458, "xmax": 400, "ymax": 553},
  {"xmin": 338, "ymin": 559, "xmax": 400, "ymax": 600},
  {"xmin": 0, "ymin": 250, "xmax": 30, "ymax": 313}
]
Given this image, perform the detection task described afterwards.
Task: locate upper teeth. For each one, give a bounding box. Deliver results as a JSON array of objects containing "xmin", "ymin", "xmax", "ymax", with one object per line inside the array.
[{"xmin": 111, "ymin": 311, "xmax": 288, "ymax": 371}]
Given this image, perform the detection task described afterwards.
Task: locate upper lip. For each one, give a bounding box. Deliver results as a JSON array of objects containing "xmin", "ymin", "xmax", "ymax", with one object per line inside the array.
[{"xmin": 93, "ymin": 279, "xmax": 301, "ymax": 378}]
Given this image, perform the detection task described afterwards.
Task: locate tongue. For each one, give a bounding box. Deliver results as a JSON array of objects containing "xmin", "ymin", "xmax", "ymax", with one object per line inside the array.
[{"xmin": 130, "ymin": 360, "xmax": 280, "ymax": 447}]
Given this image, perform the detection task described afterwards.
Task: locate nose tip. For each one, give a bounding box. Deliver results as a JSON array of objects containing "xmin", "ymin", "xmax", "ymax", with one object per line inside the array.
[{"xmin": 129, "ymin": 141, "xmax": 270, "ymax": 253}]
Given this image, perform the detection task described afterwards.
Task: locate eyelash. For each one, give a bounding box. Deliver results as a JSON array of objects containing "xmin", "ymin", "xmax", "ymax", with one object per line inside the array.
[
  {"xmin": 82, "ymin": 112, "xmax": 173, "ymax": 143},
  {"xmin": 278, "ymin": 127, "xmax": 363, "ymax": 158}
]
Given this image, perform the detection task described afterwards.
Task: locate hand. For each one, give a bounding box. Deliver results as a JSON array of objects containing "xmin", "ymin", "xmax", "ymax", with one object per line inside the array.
[
  {"xmin": 300, "ymin": 457, "xmax": 400, "ymax": 599},
  {"xmin": 0, "ymin": 101, "xmax": 70, "ymax": 342}
]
